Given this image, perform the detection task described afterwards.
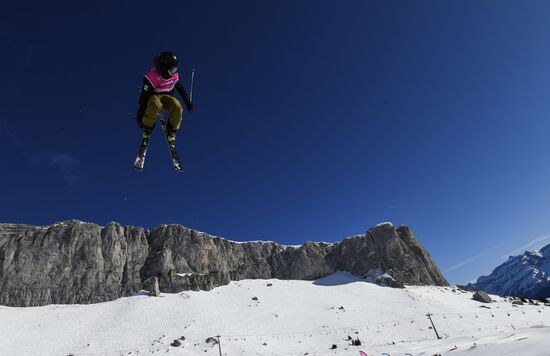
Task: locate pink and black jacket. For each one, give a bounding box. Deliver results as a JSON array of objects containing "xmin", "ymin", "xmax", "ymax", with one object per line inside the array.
[{"xmin": 136, "ymin": 67, "xmax": 192, "ymax": 125}]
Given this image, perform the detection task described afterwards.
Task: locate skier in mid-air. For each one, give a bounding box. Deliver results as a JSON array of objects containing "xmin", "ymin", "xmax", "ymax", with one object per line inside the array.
[
  {"xmin": 134, "ymin": 51, "xmax": 194, "ymax": 171},
  {"xmin": 136, "ymin": 51, "xmax": 193, "ymax": 143}
]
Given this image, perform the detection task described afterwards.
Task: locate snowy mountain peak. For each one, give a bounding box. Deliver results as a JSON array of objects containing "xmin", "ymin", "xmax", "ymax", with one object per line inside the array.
[
  {"xmin": 468, "ymin": 243, "xmax": 550, "ymax": 298},
  {"xmin": 372, "ymin": 221, "xmax": 394, "ymax": 229}
]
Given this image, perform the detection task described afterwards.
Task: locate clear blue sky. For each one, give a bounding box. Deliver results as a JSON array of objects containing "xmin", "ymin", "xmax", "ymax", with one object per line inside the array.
[{"xmin": 1, "ymin": 1, "xmax": 550, "ymax": 284}]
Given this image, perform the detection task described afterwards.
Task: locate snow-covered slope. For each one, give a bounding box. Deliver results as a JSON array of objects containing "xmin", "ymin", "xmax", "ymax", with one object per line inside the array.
[
  {"xmin": 468, "ymin": 244, "xmax": 550, "ymax": 298},
  {"xmin": 1, "ymin": 272, "xmax": 549, "ymax": 356}
]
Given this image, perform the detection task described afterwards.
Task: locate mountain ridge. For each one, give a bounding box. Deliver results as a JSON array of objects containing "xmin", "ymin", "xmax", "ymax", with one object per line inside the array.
[
  {"xmin": 468, "ymin": 243, "xmax": 550, "ymax": 298},
  {"xmin": 0, "ymin": 220, "xmax": 448, "ymax": 306}
]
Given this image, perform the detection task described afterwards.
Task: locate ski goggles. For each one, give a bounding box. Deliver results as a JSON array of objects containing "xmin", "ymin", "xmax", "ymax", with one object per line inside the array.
[{"xmin": 168, "ymin": 66, "xmax": 178, "ymax": 75}]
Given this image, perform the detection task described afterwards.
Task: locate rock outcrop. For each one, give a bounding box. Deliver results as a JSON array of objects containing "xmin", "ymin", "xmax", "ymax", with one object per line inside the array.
[
  {"xmin": 328, "ymin": 223, "xmax": 447, "ymax": 286},
  {"xmin": 472, "ymin": 290, "xmax": 492, "ymax": 303},
  {"xmin": 0, "ymin": 221, "xmax": 148, "ymax": 306},
  {"xmin": 0, "ymin": 220, "xmax": 447, "ymax": 306}
]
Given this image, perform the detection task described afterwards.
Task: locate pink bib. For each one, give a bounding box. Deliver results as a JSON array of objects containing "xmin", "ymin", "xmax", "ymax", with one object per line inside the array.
[{"xmin": 145, "ymin": 67, "xmax": 179, "ymax": 93}]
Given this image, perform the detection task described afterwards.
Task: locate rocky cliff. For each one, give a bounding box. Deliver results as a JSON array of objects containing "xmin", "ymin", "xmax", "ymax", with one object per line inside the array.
[
  {"xmin": 0, "ymin": 220, "xmax": 447, "ymax": 307},
  {"xmin": 0, "ymin": 221, "xmax": 148, "ymax": 307}
]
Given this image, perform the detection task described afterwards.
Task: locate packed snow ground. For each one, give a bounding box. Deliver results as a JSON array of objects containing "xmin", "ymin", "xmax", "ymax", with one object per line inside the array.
[{"xmin": 1, "ymin": 272, "xmax": 549, "ymax": 356}]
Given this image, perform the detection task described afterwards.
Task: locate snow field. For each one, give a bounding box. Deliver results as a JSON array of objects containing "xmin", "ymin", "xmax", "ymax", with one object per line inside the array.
[{"xmin": 0, "ymin": 272, "xmax": 549, "ymax": 356}]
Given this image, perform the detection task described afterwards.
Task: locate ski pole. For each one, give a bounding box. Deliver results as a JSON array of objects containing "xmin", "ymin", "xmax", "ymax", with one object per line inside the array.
[{"xmin": 189, "ymin": 68, "xmax": 196, "ymax": 103}]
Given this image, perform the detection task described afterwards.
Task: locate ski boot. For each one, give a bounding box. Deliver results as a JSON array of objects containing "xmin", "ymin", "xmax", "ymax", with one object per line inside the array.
[
  {"xmin": 142, "ymin": 127, "xmax": 153, "ymax": 141},
  {"xmin": 165, "ymin": 122, "xmax": 176, "ymax": 145}
]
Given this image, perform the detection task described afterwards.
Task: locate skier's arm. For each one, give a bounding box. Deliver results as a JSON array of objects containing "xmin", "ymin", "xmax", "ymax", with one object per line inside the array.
[
  {"xmin": 175, "ymin": 81, "xmax": 193, "ymax": 112},
  {"xmin": 139, "ymin": 77, "xmax": 154, "ymax": 105},
  {"xmin": 136, "ymin": 77, "xmax": 154, "ymax": 129}
]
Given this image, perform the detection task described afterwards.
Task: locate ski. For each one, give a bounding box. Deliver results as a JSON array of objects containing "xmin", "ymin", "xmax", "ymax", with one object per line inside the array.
[
  {"xmin": 159, "ymin": 117, "xmax": 183, "ymax": 171},
  {"xmin": 133, "ymin": 137, "xmax": 149, "ymax": 171}
]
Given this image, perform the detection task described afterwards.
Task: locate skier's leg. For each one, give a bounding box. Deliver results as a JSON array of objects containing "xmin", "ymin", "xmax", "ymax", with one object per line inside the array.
[
  {"xmin": 141, "ymin": 95, "xmax": 163, "ymax": 138},
  {"xmin": 161, "ymin": 95, "xmax": 183, "ymax": 132}
]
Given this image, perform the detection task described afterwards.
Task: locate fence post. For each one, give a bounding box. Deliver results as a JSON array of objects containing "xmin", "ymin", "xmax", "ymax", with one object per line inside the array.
[
  {"xmin": 216, "ymin": 335, "xmax": 222, "ymax": 356},
  {"xmin": 426, "ymin": 313, "xmax": 442, "ymax": 339}
]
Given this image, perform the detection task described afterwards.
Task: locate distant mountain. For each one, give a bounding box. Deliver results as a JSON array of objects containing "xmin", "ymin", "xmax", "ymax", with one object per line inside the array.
[
  {"xmin": 468, "ymin": 244, "xmax": 550, "ymax": 298},
  {"xmin": 0, "ymin": 220, "xmax": 447, "ymax": 307}
]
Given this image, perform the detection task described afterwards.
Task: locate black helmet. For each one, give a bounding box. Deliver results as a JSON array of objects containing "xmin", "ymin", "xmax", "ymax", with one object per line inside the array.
[{"xmin": 154, "ymin": 51, "xmax": 178, "ymax": 76}]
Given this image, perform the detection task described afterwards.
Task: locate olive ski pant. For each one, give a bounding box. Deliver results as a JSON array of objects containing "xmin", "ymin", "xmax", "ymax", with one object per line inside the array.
[{"xmin": 141, "ymin": 94, "xmax": 183, "ymax": 131}]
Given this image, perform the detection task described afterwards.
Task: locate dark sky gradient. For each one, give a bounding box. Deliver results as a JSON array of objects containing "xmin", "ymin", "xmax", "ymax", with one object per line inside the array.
[{"xmin": 2, "ymin": 1, "xmax": 550, "ymax": 283}]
